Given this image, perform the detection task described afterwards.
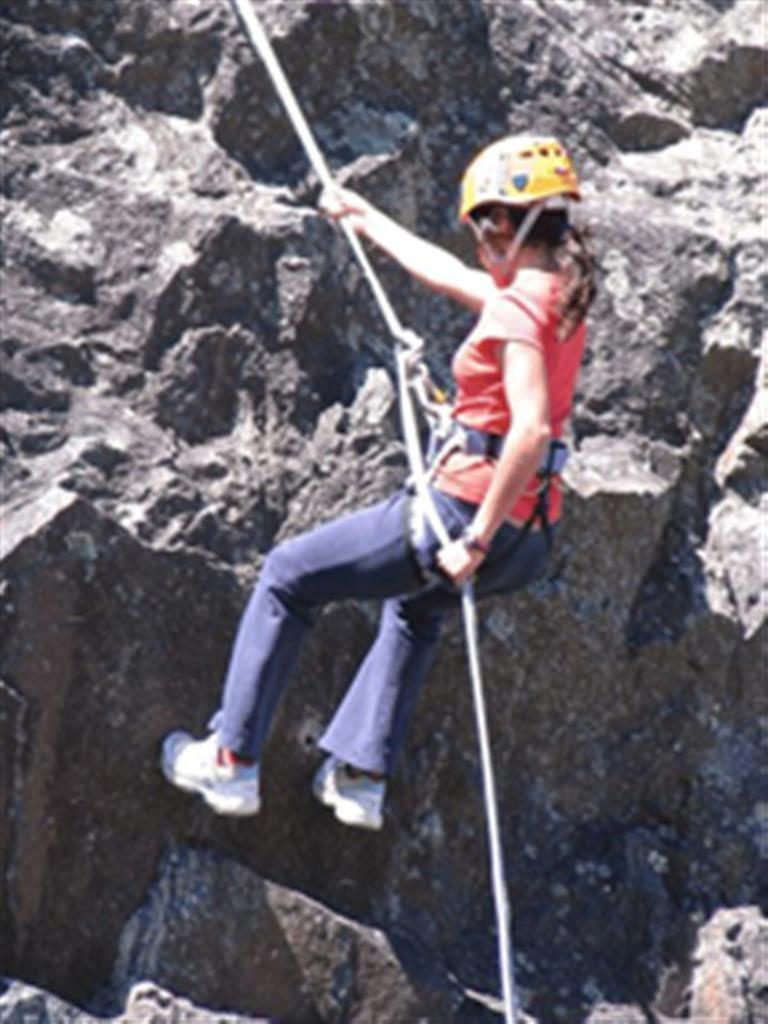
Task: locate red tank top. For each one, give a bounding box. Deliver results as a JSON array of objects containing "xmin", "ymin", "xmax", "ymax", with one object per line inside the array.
[{"xmin": 434, "ymin": 270, "xmax": 587, "ymax": 523}]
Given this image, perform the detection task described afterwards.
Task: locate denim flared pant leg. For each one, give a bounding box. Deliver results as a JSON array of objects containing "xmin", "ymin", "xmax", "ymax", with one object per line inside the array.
[
  {"xmin": 213, "ymin": 491, "xmax": 424, "ymax": 759},
  {"xmin": 318, "ymin": 591, "xmax": 445, "ymax": 774}
]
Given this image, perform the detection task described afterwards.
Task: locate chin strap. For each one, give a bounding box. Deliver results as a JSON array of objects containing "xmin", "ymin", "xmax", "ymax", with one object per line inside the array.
[
  {"xmin": 504, "ymin": 203, "xmax": 545, "ymax": 269},
  {"xmin": 228, "ymin": 3, "xmax": 521, "ymax": 1019},
  {"xmin": 472, "ymin": 196, "xmax": 567, "ymax": 280}
]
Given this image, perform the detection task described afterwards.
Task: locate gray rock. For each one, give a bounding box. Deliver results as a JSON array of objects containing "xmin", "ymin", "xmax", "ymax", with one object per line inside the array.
[
  {"xmin": 1, "ymin": 0, "xmax": 765, "ymax": 1021},
  {"xmin": 111, "ymin": 845, "xmax": 463, "ymax": 1023},
  {"xmin": 688, "ymin": 907, "xmax": 768, "ymax": 1024},
  {"xmin": 585, "ymin": 1006, "xmax": 648, "ymax": 1024},
  {"xmin": 0, "ymin": 979, "xmax": 263, "ymax": 1024},
  {"xmin": 0, "ymin": 493, "xmax": 243, "ymax": 1004},
  {"xmin": 0, "ymin": 979, "xmax": 105, "ymax": 1024},
  {"xmin": 118, "ymin": 982, "xmax": 266, "ymax": 1023}
]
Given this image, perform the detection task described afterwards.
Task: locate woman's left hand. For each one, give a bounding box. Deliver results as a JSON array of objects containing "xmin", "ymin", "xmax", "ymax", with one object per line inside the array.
[{"xmin": 436, "ymin": 538, "xmax": 485, "ymax": 587}]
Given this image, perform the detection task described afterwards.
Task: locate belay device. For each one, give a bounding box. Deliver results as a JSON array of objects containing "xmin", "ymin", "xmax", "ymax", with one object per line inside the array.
[{"xmin": 227, "ymin": 1, "xmax": 522, "ymax": 1020}]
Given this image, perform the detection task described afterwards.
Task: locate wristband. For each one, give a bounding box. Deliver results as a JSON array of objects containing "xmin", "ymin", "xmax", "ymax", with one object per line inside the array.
[{"xmin": 462, "ymin": 530, "xmax": 491, "ymax": 557}]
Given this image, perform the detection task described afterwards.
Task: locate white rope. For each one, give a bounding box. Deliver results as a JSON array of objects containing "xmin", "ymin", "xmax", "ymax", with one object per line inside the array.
[
  {"xmin": 461, "ymin": 583, "xmax": 519, "ymax": 1023},
  {"xmin": 228, "ymin": 3, "xmax": 519, "ymax": 1020},
  {"xmin": 228, "ymin": 0, "xmax": 404, "ymax": 342}
]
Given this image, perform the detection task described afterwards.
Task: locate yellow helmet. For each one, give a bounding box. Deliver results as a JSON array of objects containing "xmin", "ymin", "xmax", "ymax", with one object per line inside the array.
[{"xmin": 459, "ymin": 135, "xmax": 581, "ymax": 221}]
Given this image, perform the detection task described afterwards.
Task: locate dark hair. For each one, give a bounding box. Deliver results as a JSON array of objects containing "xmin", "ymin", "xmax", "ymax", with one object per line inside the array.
[{"xmin": 470, "ymin": 204, "xmax": 597, "ymax": 341}]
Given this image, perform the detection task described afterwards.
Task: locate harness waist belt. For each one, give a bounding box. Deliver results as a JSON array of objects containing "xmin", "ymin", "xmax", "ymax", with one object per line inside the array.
[
  {"xmin": 460, "ymin": 424, "xmax": 505, "ymax": 459},
  {"xmin": 453, "ymin": 422, "xmax": 569, "ymax": 476}
]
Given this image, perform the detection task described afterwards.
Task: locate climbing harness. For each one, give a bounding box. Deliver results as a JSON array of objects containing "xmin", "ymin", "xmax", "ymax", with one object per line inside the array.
[
  {"xmin": 409, "ymin": 430, "xmax": 568, "ymax": 581},
  {"xmin": 228, "ymin": 2, "xmax": 521, "ymax": 1020}
]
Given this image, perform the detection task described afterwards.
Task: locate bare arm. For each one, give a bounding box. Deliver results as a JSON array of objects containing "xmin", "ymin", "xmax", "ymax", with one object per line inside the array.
[
  {"xmin": 436, "ymin": 340, "xmax": 551, "ymax": 584},
  {"xmin": 469, "ymin": 340, "xmax": 552, "ymax": 545},
  {"xmin": 321, "ymin": 186, "xmax": 493, "ymax": 313}
]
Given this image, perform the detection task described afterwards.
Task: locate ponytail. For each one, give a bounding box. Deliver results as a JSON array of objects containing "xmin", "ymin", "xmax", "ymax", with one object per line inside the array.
[{"xmin": 554, "ymin": 222, "xmax": 597, "ymax": 341}]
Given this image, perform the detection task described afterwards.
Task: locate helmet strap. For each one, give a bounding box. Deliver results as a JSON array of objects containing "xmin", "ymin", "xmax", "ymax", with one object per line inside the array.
[
  {"xmin": 470, "ymin": 195, "xmax": 571, "ymax": 279},
  {"xmin": 471, "ymin": 202, "xmax": 545, "ymax": 280},
  {"xmin": 503, "ymin": 202, "xmax": 544, "ymax": 271}
]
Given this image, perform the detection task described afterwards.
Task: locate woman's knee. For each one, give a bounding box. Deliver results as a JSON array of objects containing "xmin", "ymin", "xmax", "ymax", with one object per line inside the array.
[{"xmin": 261, "ymin": 539, "xmax": 306, "ymax": 597}]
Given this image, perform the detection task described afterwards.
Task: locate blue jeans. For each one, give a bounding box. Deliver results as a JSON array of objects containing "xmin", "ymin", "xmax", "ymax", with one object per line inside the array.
[{"xmin": 211, "ymin": 487, "xmax": 551, "ymax": 775}]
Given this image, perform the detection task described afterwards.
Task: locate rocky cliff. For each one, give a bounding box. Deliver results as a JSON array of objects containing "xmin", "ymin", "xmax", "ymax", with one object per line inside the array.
[{"xmin": 1, "ymin": 0, "xmax": 765, "ymax": 1022}]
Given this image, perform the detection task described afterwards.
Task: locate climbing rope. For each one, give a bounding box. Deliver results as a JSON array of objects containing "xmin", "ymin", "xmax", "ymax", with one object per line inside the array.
[{"xmin": 227, "ymin": 2, "xmax": 520, "ymax": 1020}]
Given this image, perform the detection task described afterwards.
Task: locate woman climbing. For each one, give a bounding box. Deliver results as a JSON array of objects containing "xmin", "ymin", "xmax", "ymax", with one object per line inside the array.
[{"xmin": 161, "ymin": 135, "xmax": 597, "ymax": 830}]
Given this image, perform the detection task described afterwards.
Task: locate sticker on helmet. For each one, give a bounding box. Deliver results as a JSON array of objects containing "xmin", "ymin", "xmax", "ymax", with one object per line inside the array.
[{"xmin": 512, "ymin": 173, "xmax": 529, "ymax": 192}]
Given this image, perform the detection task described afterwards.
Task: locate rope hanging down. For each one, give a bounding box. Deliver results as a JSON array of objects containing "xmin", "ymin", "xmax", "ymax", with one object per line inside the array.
[{"xmin": 227, "ymin": 2, "xmax": 520, "ymax": 1021}]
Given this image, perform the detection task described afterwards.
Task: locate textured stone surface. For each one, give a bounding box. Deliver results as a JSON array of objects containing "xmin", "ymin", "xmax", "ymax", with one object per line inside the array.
[
  {"xmin": 0, "ymin": 980, "xmax": 98, "ymax": 1024},
  {"xmin": 118, "ymin": 983, "xmax": 265, "ymax": 1024},
  {"xmin": 0, "ymin": 979, "xmax": 264, "ymax": 1023},
  {"xmin": 111, "ymin": 845, "xmax": 466, "ymax": 1023},
  {"xmin": 688, "ymin": 907, "xmax": 768, "ymax": 1024},
  {"xmin": 1, "ymin": 0, "xmax": 765, "ymax": 1022},
  {"xmin": 0, "ymin": 494, "xmax": 243, "ymax": 1002}
]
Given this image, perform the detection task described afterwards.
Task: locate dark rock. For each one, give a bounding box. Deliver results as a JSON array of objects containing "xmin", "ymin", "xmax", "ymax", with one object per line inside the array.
[
  {"xmin": 0, "ymin": 363, "xmax": 71, "ymax": 413},
  {"xmin": 79, "ymin": 441, "xmax": 130, "ymax": 476},
  {"xmin": 152, "ymin": 326, "xmax": 252, "ymax": 444},
  {"xmin": 612, "ymin": 110, "xmax": 691, "ymax": 152},
  {"xmin": 1, "ymin": 0, "xmax": 124, "ymax": 55},
  {"xmin": 212, "ymin": 0, "xmax": 500, "ymax": 206},
  {"xmin": 0, "ymin": 491, "xmax": 243, "ymax": 1004},
  {"xmin": 110, "ymin": 845, "xmax": 463, "ymax": 1023},
  {"xmin": 0, "ymin": 0, "xmax": 764, "ymax": 1021},
  {"xmin": 713, "ymin": 354, "xmax": 767, "ymax": 499},
  {"xmin": 575, "ymin": 206, "xmax": 732, "ymax": 448},
  {"xmin": 17, "ymin": 427, "xmax": 66, "ymax": 456},
  {"xmin": 107, "ymin": 3, "xmax": 223, "ymax": 121},
  {"xmin": 685, "ymin": 38, "xmax": 767, "ymax": 131},
  {"xmin": 0, "ymin": 19, "xmax": 110, "ymax": 144}
]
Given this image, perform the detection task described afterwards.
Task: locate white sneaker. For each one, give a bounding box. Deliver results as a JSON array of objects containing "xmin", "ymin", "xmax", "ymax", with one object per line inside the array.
[
  {"xmin": 161, "ymin": 731, "xmax": 261, "ymax": 816},
  {"xmin": 312, "ymin": 756, "xmax": 385, "ymax": 831}
]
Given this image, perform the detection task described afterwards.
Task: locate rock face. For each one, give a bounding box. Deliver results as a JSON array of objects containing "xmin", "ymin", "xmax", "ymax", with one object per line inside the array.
[
  {"xmin": 1, "ymin": 0, "xmax": 765, "ymax": 1022},
  {"xmin": 0, "ymin": 978, "xmax": 266, "ymax": 1023},
  {"xmin": 110, "ymin": 845, "xmax": 467, "ymax": 1023}
]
